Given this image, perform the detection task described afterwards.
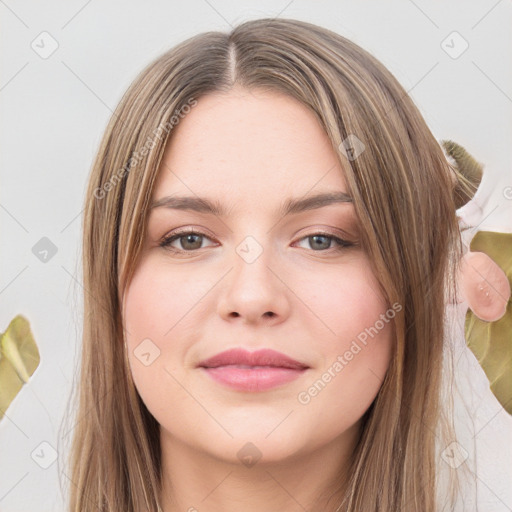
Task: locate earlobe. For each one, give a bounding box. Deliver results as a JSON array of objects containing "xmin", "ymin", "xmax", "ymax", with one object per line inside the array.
[{"xmin": 459, "ymin": 251, "xmax": 511, "ymax": 321}]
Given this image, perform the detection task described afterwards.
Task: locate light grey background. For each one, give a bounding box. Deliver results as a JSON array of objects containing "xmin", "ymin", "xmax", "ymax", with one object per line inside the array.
[{"xmin": 1, "ymin": 1, "xmax": 511, "ymax": 511}]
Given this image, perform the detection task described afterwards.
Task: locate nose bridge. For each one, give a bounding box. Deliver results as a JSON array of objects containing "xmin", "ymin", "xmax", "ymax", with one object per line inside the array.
[
  {"xmin": 217, "ymin": 233, "xmax": 290, "ymax": 323},
  {"xmin": 232, "ymin": 233, "xmax": 279, "ymax": 297}
]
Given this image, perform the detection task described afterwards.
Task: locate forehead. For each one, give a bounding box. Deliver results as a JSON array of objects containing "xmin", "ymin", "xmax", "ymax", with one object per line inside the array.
[{"xmin": 152, "ymin": 88, "xmax": 349, "ymax": 208}]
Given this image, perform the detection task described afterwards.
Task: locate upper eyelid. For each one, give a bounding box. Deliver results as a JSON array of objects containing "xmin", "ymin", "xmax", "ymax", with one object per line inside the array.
[{"xmin": 162, "ymin": 228, "xmax": 216, "ymax": 243}]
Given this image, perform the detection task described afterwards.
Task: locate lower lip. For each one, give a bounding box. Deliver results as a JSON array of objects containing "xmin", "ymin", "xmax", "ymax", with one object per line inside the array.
[{"xmin": 200, "ymin": 365, "xmax": 307, "ymax": 392}]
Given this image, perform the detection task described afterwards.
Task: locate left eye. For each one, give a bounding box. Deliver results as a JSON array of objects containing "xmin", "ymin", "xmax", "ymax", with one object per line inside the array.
[
  {"xmin": 160, "ymin": 231, "xmax": 353, "ymax": 253},
  {"xmin": 294, "ymin": 233, "xmax": 353, "ymax": 251}
]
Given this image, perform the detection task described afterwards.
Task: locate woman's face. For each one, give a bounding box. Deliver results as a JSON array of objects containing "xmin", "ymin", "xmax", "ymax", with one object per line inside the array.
[{"xmin": 123, "ymin": 87, "xmax": 394, "ymax": 466}]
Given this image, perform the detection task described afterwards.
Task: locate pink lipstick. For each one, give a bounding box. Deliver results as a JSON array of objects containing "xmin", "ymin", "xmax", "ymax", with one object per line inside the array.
[{"xmin": 197, "ymin": 348, "xmax": 309, "ymax": 392}]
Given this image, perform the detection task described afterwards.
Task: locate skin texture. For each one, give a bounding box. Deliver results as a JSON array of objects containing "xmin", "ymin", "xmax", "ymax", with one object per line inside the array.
[{"xmin": 122, "ymin": 88, "xmax": 394, "ymax": 512}]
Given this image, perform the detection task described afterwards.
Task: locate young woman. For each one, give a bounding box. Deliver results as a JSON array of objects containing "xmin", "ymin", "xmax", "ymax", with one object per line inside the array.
[{"xmin": 67, "ymin": 18, "xmax": 470, "ymax": 511}]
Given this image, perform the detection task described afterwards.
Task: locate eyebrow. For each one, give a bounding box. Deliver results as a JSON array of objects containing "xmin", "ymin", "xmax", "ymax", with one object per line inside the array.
[{"xmin": 150, "ymin": 191, "xmax": 353, "ymax": 217}]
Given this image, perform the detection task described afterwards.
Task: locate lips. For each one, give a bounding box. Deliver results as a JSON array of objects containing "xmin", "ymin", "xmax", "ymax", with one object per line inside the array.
[
  {"xmin": 197, "ymin": 348, "xmax": 309, "ymax": 370},
  {"xmin": 197, "ymin": 348, "xmax": 309, "ymax": 392}
]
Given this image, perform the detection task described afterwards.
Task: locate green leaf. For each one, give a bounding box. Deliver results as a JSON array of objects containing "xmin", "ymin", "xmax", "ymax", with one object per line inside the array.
[
  {"xmin": 0, "ymin": 315, "xmax": 40, "ymax": 421},
  {"xmin": 465, "ymin": 231, "xmax": 512, "ymax": 414}
]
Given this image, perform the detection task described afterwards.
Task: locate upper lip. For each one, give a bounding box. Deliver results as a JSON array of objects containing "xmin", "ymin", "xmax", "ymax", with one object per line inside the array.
[{"xmin": 197, "ymin": 348, "xmax": 309, "ymax": 370}]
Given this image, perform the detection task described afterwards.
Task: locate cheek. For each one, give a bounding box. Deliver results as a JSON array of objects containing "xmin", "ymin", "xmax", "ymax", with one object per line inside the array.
[
  {"xmin": 122, "ymin": 256, "xmax": 232, "ymax": 412},
  {"xmin": 122, "ymin": 259, "xmax": 194, "ymax": 406},
  {"xmin": 292, "ymin": 259, "xmax": 394, "ymax": 423},
  {"xmin": 296, "ymin": 257, "xmax": 391, "ymax": 354},
  {"xmin": 123, "ymin": 257, "xmax": 209, "ymax": 346},
  {"xmin": 294, "ymin": 321, "xmax": 393, "ymax": 449}
]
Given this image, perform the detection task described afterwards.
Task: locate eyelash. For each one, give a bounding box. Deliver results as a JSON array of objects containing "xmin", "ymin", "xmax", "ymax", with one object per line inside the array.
[{"xmin": 159, "ymin": 228, "xmax": 354, "ymax": 255}]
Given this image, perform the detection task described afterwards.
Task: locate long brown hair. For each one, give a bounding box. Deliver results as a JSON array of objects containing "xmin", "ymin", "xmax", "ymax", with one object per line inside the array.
[{"xmin": 64, "ymin": 18, "xmax": 463, "ymax": 511}]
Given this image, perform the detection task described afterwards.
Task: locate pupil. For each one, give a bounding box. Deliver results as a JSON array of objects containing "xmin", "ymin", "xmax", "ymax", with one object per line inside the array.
[
  {"xmin": 184, "ymin": 234, "xmax": 201, "ymax": 249},
  {"xmin": 311, "ymin": 235, "xmax": 329, "ymax": 250}
]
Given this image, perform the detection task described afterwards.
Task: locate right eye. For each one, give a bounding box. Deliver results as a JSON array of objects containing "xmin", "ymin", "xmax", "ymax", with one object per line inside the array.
[{"xmin": 159, "ymin": 229, "xmax": 217, "ymax": 253}]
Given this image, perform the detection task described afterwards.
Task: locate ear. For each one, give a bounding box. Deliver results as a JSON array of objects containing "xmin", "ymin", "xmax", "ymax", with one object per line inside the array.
[{"xmin": 458, "ymin": 251, "xmax": 510, "ymax": 321}]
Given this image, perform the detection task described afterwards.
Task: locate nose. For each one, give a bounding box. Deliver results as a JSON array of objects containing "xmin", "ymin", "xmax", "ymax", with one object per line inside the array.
[{"xmin": 216, "ymin": 241, "xmax": 291, "ymax": 325}]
